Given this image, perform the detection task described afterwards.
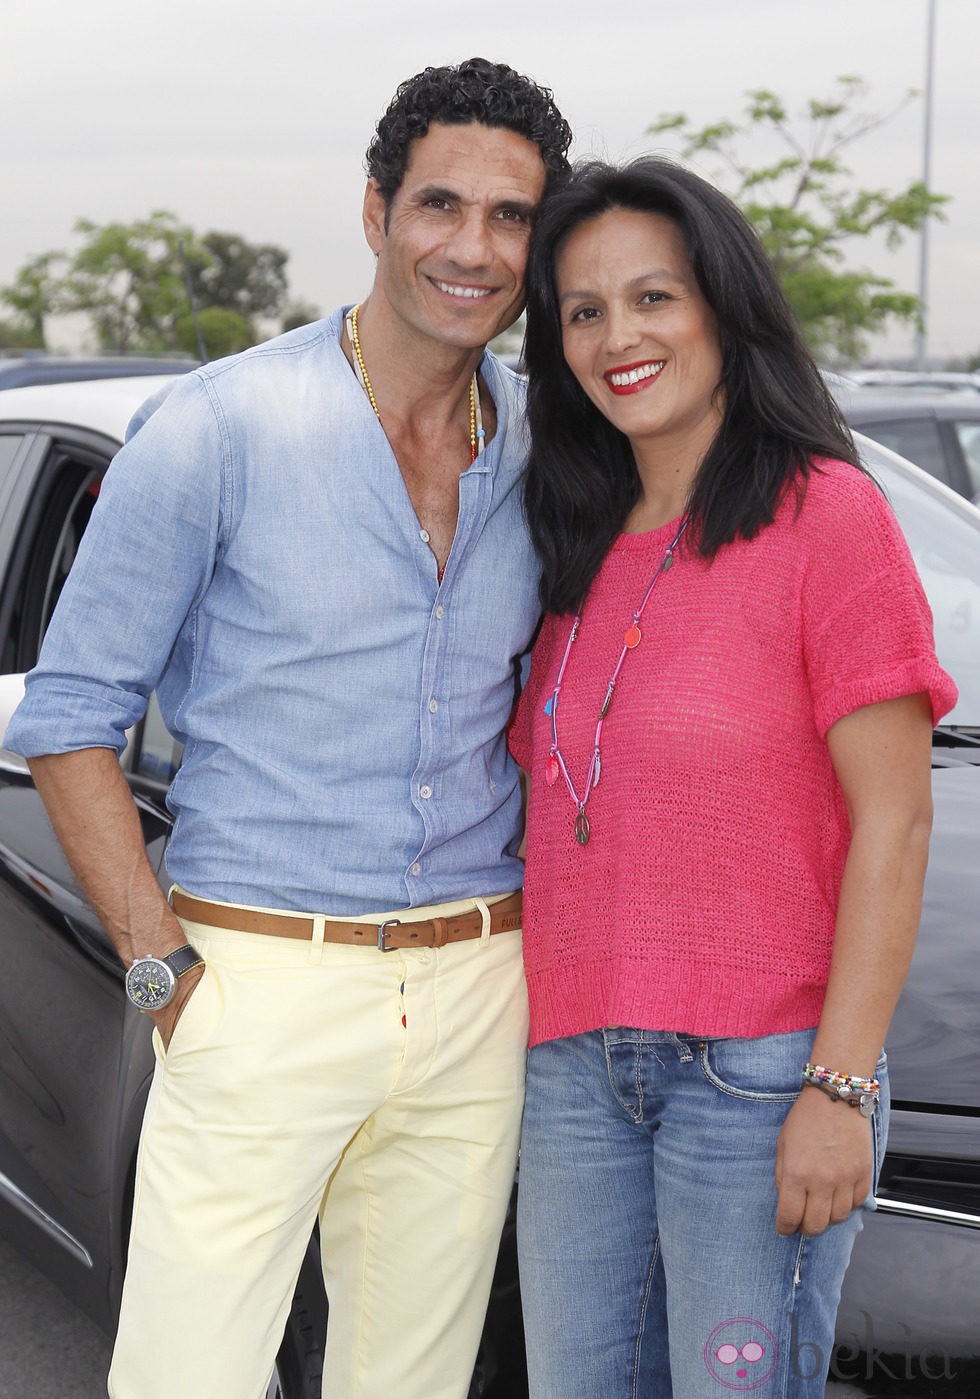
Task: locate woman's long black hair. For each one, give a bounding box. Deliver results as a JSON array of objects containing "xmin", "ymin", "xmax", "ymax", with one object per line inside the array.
[{"xmin": 523, "ymin": 157, "xmax": 860, "ymax": 613}]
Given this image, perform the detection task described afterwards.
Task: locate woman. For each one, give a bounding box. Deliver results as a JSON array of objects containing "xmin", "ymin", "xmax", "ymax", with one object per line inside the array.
[{"xmin": 509, "ymin": 158, "xmax": 957, "ymax": 1399}]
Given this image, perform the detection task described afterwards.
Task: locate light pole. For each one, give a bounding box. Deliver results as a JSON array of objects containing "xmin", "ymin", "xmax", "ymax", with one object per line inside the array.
[{"xmin": 915, "ymin": 0, "xmax": 937, "ymax": 370}]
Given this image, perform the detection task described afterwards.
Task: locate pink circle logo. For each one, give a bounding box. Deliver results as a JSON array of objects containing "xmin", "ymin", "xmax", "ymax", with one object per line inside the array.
[{"xmin": 704, "ymin": 1318, "xmax": 778, "ymax": 1389}]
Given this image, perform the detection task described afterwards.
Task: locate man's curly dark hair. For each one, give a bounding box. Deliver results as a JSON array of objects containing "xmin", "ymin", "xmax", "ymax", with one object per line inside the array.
[{"xmin": 366, "ymin": 57, "xmax": 572, "ymax": 209}]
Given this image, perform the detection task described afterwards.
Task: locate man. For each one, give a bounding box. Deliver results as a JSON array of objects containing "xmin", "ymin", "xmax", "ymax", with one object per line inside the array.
[{"xmin": 5, "ymin": 57, "xmax": 571, "ymax": 1399}]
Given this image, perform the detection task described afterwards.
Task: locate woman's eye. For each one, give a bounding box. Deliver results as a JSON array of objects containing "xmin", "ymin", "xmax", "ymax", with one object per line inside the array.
[{"xmin": 568, "ymin": 306, "xmax": 601, "ymax": 324}]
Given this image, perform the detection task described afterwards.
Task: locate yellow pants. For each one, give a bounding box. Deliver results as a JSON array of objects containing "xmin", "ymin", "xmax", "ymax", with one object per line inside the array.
[{"xmin": 108, "ymin": 894, "xmax": 528, "ymax": 1399}]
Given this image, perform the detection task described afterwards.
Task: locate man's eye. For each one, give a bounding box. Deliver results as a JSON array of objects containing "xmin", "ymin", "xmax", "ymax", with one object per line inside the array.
[
  {"xmin": 640, "ymin": 291, "xmax": 668, "ymax": 305},
  {"xmin": 496, "ymin": 208, "xmax": 530, "ymax": 224}
]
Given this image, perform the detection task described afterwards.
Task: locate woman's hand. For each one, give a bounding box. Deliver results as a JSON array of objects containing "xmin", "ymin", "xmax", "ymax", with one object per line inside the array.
[
  {"xmin": 774, "ymin": 1086, "xmax": 873, "ymax": 1236},
  {"xmin": 773, "ymin": 692, "xmax": 932, "ymax": 1238}
]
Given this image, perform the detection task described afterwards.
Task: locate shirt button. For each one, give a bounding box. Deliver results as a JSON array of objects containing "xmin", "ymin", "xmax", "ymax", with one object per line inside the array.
[
  {"xmin": 420, "ymin": 785, "xmax": 432, "ymax": 800},
  {"xmin": 435, "ymin": 605, "xmax": 445, "ymax": 619},
  {"xmin": 428, "ymin": 699, "xmax": 438, "ymax": 713},
  {"xmin": 410, "ymin": 862, "xmax": 421, "ymax": 876},
  {"xmin": 419, "ymin": 528, "xmax": 430, "ymax": 542}
]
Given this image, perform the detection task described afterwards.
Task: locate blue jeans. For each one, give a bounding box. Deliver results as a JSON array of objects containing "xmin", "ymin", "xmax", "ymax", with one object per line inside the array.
[{"xmin": 518, "ymin": 1028, "xmax": 888, "ymax": 1399}]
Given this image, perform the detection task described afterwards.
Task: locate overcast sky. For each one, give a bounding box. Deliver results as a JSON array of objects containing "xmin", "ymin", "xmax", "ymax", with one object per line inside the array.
[{"xmin": 3, "ymin": 0, "xmax": 976, "ymax": 363}]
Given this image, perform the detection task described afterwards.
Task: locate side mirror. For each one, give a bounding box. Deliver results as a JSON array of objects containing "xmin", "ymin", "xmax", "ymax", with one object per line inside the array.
[{"xmin": 0, "ymin": 674, "xmax": 29, "ymax": 775}]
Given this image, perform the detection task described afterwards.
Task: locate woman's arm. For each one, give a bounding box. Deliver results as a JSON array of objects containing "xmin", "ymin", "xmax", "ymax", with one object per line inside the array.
[{"xmin": 773, "ymin": 691, "xmax": 935, "ymax": 1236}]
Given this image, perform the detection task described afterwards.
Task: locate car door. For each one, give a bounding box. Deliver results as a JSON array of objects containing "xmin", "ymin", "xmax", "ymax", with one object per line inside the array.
[
  {"xmin": 830, "ymin": 440, "xmax": 980, "ymax": 1385},
  {"xmin": 944, "ymin": 414, "xmax": 980, "ymax": 503},
  {"xmin": 0, "ymin": 421, "xmax": 174, "ymax": 1324},
  {"xmin": 849, "ymin": 409, "xmax": 979, "ymax": 504}
]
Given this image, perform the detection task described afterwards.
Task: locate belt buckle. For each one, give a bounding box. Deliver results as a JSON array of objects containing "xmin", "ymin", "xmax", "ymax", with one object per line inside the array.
[{"xmin": 377, "ymin": 918, "xmax": 401, "ymax": 952}]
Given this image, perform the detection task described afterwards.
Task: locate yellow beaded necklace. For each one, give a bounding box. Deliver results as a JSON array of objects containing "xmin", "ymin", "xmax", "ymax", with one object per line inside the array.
[{"xmin": 345, "ymin": 303, "xmax": 484, "ymax": 464}]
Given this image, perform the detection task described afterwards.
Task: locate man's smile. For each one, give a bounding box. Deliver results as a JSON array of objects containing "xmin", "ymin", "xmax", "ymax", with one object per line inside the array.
[{"xmin": 431, "ymin": 278, "xmax": 495, "ymax": 300}]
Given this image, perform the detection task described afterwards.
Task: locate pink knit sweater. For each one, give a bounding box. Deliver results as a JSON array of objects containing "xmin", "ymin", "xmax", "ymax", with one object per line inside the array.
[{"xmin": 510, "ymin": 460, "xmax": 958, "ymax": 1047}]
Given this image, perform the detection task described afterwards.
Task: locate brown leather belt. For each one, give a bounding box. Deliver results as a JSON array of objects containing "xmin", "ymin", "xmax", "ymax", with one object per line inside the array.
[{"xmin": 171, "ymin": 888, "xmax": 522, "ymax": 951}]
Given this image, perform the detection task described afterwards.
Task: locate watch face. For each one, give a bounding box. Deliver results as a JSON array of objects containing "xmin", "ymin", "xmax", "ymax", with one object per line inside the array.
[{"xmin": 125, "ymin": 957, "xmax": 176, "ymax": 1011}]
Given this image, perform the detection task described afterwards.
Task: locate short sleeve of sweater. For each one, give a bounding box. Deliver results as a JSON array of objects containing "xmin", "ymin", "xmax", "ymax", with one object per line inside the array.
[{"xmin": 800, "ymin": 463, "xmax": 958, "ymax": 736}]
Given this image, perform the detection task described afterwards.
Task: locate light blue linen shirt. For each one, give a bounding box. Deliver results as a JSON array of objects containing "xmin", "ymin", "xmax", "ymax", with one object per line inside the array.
[{"xmin": 5, "ymin": 310, "xmax": 541, "ymax": 914}]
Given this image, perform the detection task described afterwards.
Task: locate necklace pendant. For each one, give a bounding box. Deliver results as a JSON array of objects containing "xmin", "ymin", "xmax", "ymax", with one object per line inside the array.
[
  {"xmin": 545, "ymin": 754, "xmax": 559, "ymax": 786},
  {"xmin": 574, "ymin": 811, "xmax": 591, "ymax": 846},
  {"xmin": 624, "ymin": 624, "xmax": 642, "ymax": 649}
]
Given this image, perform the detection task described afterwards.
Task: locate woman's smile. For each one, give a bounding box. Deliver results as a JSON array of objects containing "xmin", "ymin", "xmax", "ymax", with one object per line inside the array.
[{"xmin": 604, "ymin": 359, "xmax": 666, "ymax": 393}]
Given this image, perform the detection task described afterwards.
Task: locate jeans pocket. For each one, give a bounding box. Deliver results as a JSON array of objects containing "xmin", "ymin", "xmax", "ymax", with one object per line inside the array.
[{"xmin": 697, "ymin": 1027, "xmax": 816, "ymax": 1101}]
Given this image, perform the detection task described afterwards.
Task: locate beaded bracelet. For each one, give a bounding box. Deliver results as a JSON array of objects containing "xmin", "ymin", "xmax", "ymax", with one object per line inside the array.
[
  {"xmin": 801, "ymin": 1062, "xmax": 880, "ymax": 1117},
  {"xmin": 803, "ymin": 1063, "xmax": 880, "ymax": 1094}
]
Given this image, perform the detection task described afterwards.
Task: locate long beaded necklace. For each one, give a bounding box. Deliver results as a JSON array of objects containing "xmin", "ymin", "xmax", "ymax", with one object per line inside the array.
[{"xmin": 544, "ymin": 515, "xmax": 690, "ymax": 846}]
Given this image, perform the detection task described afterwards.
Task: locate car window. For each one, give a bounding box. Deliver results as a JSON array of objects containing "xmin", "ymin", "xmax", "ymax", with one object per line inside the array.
[
  {"xmin": 0, "ymin": 434, "xmax": 184, "ymax": 790},
  {"xmin": 952, "ymin": 421, "xmax": 980, "ymax": 500},
  {"xmin": 0, "ymin": 433, "xmax": 26, "ymax": 478},
  {"xmin": 859, "ymin": 418, "xmax": 948, "ymax": 486},
  {"xmin": 5, "ymin": 462, "xmax": 103, "ymax": 671}
]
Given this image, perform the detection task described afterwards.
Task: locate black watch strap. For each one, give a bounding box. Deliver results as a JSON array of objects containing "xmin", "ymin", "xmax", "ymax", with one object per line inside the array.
[{"xmin": 163, "ymin": 944, "xmax": 205, "ymax": 978}]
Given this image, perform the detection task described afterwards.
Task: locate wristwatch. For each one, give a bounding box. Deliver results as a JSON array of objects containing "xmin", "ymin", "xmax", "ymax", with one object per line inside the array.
[{"xmin": 125, "ymin": 944, "xmax": 205, "ymax": 1012}]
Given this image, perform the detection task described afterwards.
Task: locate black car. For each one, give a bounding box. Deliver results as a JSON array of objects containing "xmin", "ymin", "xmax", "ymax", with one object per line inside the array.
[
  {"xmin": 0, "ymin": 355, "xmax": 199, "ymax": 390},
  {"xmin": 826, "ymin": 456, "xmax": 980, "ymax": 1396},
  {"xmin": 839, "ymin": 386, "xmax": 980, "ymax": 507},
  {"xmin": 0, "ymin": 379, "xmax": 977, "ymax": 1396}
]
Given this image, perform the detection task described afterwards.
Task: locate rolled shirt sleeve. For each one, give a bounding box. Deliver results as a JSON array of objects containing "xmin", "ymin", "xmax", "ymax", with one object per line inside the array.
[{"xmin": 5, "ymin": 371, "xmax": 225, "ymax": 758}]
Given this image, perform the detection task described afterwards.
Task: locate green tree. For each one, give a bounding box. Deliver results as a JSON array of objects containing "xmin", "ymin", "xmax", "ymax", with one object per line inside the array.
[
  {"xmin": 188, "ymin": 232, "xmax": 289, "ymax": 324},
  {"xmin": 175, "ymin": 306, "xmax": 256, "ymax": 360},
  {"xmin": 60, "ymin": 211, "xmax": 209, "ymax": 353},
  {"xmin": 0, "ymin": 317, "xmax": 44, "ymax": 351},
  {"xmin": 281, "ymin": 299, "xmax": 321, "ymax": 333},
  {"xmin": 648, "ymin": 77, "xmax": 947, "ymax": 360},
  {"xmin": 0, "ymin": 251, "xmax": 65, "ymax": 349},
  {"xmin": 2, "ymin": 216, "xmax": 296, "ymax": 358}
]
